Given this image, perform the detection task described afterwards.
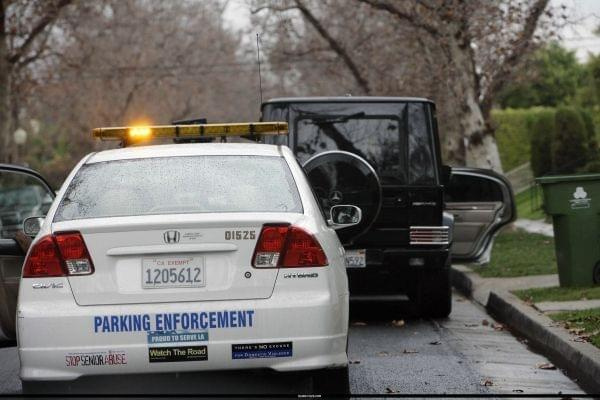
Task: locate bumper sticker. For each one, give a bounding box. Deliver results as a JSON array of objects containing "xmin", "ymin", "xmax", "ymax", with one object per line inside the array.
[
  {"xmin": 93, "ymin": 310, "xmax": 255, "ymax": 333},
  {"xmin": 65, "ymin": 350, "xmax": 127, "ymax": 367},
  {"xmin": 232, "ymin": 342, "xmax": 292, "ymax": 359},
  {"xmin": 147, "ymin": 330, "xmax": 208, "ymax": 344},
  {"xmin": 148, "ymin": 345, "xmax": 207, "ymax": 363}
]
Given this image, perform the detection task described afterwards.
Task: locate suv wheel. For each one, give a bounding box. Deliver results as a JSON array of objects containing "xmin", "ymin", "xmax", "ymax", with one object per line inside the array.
[
  {"xmin": 417, "ymin": 266, "xmax": 452, "ymax": 318},
  {"xmin": 312, "ymin": 366, "xmax": 350, "ymax": 397}
]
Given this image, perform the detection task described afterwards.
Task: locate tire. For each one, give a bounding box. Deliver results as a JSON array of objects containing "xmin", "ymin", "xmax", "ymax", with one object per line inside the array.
[
  {"xmin": 416, "ymin": 266, "xmax": 452, "ymax": 318},
  {"xmin": 312, "ymin": 366, "xmax": 350, "ymax": 397}
]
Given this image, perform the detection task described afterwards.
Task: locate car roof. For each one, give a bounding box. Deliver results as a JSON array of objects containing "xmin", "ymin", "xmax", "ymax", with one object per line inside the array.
[
  {"xmin": 262, "ymin": 96, "xmax": 433, "ymax": 105},
  {"xmin": 86, "ymin": 143, "xmax": 287, "ymax": 164}
]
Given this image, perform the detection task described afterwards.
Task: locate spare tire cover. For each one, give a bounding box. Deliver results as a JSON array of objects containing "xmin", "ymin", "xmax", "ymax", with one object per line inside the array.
[{"xmin": 302, "ymin": 150, "xmax": 382, "ymax": 245}]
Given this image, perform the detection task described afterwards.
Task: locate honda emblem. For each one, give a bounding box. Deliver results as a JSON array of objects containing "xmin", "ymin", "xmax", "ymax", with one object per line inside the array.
[{"xmin": 163, "ymin": 230, "xmax": 181, "ymax": 244}]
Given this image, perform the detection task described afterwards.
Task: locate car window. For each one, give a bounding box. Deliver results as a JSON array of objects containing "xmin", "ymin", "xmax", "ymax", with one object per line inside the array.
[
  {"xmin": 295, "ymin": 117, "xmax": 406, "ymax": 185},
  {"xmin": 408, "ymin": 103, "xmax": 436, "ymax": 185},
  {"xmin": 54, "ymin": 155, "xmax": 303, "ymax": 221},
  {"xmin": 445, "ymin": 173, "xmax": 503, "ymax": 202},
  {"xmin": 0, "ymin": 170, "xmax": 53, "ymax": 239}
]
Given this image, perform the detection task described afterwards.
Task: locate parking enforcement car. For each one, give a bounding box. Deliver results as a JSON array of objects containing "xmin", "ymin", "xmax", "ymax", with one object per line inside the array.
[{"xmin": 15, "ymin": 122, "xmax": 359, "ymax": 394}]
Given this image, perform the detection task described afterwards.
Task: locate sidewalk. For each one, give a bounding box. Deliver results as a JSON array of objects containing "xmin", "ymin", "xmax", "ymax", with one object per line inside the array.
[
  {"xmin": 513, "ymin": 218, "xmax": 554, "ymax": 237},
  {"xmin": 451, "ymin": 263, "xmax": 600, "ymax": 393}
]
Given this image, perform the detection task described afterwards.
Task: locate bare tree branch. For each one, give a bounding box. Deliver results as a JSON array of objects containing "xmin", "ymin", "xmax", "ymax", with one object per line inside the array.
[
  {"xmin": 293, "ymin": 0, "xmax": 372, "ymax": 94},
  {"xmin": 482, "ymin": 0, "xmax": 550, "ymax": 111},
  {"xmin": 7, "ymin": 0, "xmax": 72, "ymax": 64},
  {"xmin": 357, "ymin": 0, "xmax": 440, "ymax": 37}
]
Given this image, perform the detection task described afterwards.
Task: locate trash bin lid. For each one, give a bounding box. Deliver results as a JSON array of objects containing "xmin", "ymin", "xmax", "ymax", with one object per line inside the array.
[{"xmin": 536, "ymin": 173, "xmax": 600, "ymax": 185}]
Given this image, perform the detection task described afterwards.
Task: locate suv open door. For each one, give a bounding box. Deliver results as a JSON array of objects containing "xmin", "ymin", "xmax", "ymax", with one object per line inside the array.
[
  {"xmin": 445, "ymin": 167, "xmax": 516, "ymax": 263},
  {"xmin": 0, "ymin": 164, "xmax": 54, "ymax": 341}
]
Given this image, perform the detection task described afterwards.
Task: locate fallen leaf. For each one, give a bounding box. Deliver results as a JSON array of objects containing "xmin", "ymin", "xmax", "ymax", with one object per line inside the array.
[
  {"xmin": 492, "ymin": 323, "xmax": 505, "ymax": 331},
  {"xmin": 429, "ymin": 340, "xmax": 441, "ymax": 345},
  {"xmin": 482, "ymin": 319, "xmax": 490, "ymax": 326},
  {"xmin": 537, "ymin": 362, "xmax": 556, "ymax": 370},
  {"xmin": 391, "ymin": 319, "xmax": 405, "ymax": 328},
  {"xmin": 349, "ymin": 359, "xmax": 361, "ymax": 364},
  {"xmin": 378, "ymin": 351, "xmax": 389, "ymax": 357},
  {"xmin": 385, "ymin": 387, "xmax": 397, "ymax": 394},
  {"xmin": 403, "ymin": 349, "xmax": 418, "ymax": 354},
  {"xmin": 352, "ymin": 321, "xmax": 367, "ymax": 326},
  {"xmin": 481, "ymin": 379, "xmax": 493, "ymax": 386},
  {"xmin": 512, "ymin": 389, "xmax": 524, "ymax": 393},
  {"xmin": 464, "ymin": 323, "xmax": 478, "ymax": 327}
]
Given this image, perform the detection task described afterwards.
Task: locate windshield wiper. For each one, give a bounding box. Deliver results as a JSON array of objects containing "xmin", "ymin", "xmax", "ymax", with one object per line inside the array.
[{"xmin": 311, "ymin": 112, "xmax": 366, "ymax": 124}]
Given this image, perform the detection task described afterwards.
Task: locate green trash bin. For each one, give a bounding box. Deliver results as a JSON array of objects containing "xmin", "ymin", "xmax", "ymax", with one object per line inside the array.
[{"xmin": 536, "ymin": 173, "xmax": 600, "ymax": 286}]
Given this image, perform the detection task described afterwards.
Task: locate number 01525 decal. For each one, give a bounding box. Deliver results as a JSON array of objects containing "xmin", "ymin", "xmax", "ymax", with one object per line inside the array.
[{"xmin": 225, "ymin": 230, "xmax": 256, "ymax": 240}]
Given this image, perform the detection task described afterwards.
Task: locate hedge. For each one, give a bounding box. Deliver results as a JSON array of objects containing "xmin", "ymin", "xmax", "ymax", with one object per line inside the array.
[{"xmin": 491, "ymin": 107, "xmax": 556, "ymax": 172}]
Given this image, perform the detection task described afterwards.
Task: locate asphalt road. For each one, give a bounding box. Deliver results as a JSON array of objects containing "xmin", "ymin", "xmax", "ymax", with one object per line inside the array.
[{"xmin": 0, "ymin": 291, "xmax": 584, "ymax": 395}]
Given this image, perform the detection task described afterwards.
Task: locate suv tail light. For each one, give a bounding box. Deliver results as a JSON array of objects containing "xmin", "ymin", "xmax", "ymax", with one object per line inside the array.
[
  {"xmin": 23, "ymin": 232, "xmax": 94, "ymax": 278},
  {"xmin": 252, "ymin": 224, "xmax": 328, "ymax": 268}
]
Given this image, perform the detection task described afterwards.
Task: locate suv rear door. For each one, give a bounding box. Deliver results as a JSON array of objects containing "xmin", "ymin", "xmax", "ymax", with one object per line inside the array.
[
  {"xmin": 0, "ymin": 164, "xmax": 54, "ymax": 340},
  {"xmin": 445, "ymin": 167, "xmax": 516, "ymax": 263}
]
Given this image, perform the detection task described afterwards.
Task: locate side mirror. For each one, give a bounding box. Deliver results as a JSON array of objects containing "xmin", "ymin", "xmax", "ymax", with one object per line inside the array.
[
  {"xmin": 328, "ymin": 205, "xmax": 362, "ymax": 229},
  {"xmin": 23, "ymin": 216, "xmax": 45, "ymax": 237},
  {"xmin": 441, "ymin": 165, "xmax": 452, "ymax": 186}
]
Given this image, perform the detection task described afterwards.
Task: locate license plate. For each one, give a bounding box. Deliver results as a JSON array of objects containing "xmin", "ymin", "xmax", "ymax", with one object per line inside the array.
[
  {"xmin": 345, "ymin": 249, "xmax": 366, "ymax": 268},
  {"xmin": 142, "ymin": 257, "xmax": 205, "ymax": 289}
]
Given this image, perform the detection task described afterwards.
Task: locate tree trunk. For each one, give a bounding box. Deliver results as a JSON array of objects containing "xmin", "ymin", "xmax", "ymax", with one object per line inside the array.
[
  {"xmin": 0, "ymin": 2, "xmax": 10, "ymax": 163},
  {"xmin": 443, "ymin": 30, "xmax": 503, "ymax": 173}
]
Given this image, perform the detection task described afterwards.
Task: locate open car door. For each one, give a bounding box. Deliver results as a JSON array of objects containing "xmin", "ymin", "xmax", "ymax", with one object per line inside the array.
[
  {"xmin": 0, "ymin": 164, "xmax": 54, "ymax": 341},
  {"xmin": 445, "ymin": 167, "xmax": 516, "ymax": 263}
]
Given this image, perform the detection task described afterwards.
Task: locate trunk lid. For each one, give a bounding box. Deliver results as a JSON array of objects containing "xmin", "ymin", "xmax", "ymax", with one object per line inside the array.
[{"xmin": 53, "ymin": 213, "xmax": 301, "ymax": 306}]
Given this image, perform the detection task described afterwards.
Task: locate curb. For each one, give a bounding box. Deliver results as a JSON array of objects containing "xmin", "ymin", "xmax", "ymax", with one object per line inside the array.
[{"xmin": 451, "ymin": 266, "xmax": 600, "ymax": 394}]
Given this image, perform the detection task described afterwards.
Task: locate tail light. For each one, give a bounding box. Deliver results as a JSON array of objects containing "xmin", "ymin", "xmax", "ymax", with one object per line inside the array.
[
  {"xmin": 23, "ymin": 232, "xmax": 94, "ymax": 278},
  {"xmin": 252, "ymin": 224, "xmax": 328, "ymax": 268}
]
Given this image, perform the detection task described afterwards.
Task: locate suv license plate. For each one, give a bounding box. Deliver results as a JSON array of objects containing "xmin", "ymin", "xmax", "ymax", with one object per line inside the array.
[
  {"xmin": 345, "ymin": 249, "xmax": 366, "ymax": 268},
  {"xmin": 142, "ymin": 257, "xmax": 205, "ymax": 289}
]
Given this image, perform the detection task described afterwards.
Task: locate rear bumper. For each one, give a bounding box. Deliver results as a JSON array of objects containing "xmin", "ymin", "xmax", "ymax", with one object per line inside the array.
[
  {"xmin": 347, "ymin": 247, "xmax": 449, "ymax": 297},
  {"xmin": 18, "ymin": 280, "xmax": 348, "ymax": 381}
]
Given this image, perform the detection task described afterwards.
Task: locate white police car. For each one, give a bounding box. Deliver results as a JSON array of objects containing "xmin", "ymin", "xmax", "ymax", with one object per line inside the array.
[{"xmin": 17, "ymin": 123, "xmax": 360, "ymax": 394}]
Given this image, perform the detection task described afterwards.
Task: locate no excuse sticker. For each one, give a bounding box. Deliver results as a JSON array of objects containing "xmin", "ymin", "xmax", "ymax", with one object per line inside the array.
[{"xmin": 93, "ymin": 310, "xmax": 255, "ymax": 333}]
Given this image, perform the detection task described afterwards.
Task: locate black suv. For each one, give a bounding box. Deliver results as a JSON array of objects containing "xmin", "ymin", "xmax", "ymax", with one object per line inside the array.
[{"xmin": 261, "ymin": 97, "xmax": 515, "ymax": 317}]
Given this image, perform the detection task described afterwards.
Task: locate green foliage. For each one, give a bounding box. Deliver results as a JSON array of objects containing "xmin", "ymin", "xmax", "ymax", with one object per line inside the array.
[
  {"xmin": 530, "ymin": 110, "xmax": 555, "ymax": 176},
  {"xmin": 491, "ymin": 107, "xmax": 554, "ymax": 172},
  {"xmin": 475, "ymin": 229, "xmax": 557, "ymax": 278},
  {"xmin": 499, "ymin": 43, "xmax": 582, "ymax": 108},
  {"xmin": 514, "ymin": 286, "xmax": 600, "ymax": 303},
  {"xmin": 553, "ymin": 107, "xmax": 588, "ymax": 173},
  {"xmin": 550, "ymin": 309, "xmax": 600, "ymax": 350},
  {"xmin": 579, "ymin": 160, "xmax": 600, "ymax": 173},
  {"xmin": 579, "ymin": 108, "xmax": 598, "ymax": 161},
  {"xmin": 515, "ymin": 185, "xmax": 545, "ymax": 220}
]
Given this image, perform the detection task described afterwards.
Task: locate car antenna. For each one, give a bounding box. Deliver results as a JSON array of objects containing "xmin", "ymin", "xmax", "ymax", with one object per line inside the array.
[{"xmin": 256, "ymin": 32, "xmax": 263, "ymax": 106}]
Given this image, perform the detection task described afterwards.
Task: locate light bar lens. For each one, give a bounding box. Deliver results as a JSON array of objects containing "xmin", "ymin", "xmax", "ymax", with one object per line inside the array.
[{"xmin": 92, "ymin": 122, "xmax": 288, "ymax": 142}]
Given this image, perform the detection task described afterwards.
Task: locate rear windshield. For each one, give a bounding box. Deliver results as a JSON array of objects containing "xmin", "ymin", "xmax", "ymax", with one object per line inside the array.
[
  {"xmin": 296, "ymin": 117, "xmax": 404, "ymax": 184},
  {"xmin": 54, "ymin": 156, "xmax": 302, "ymax": 221},
  {"xmin": 263, "ymin": 101, "xmax": 437, "ymax": 185}
]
